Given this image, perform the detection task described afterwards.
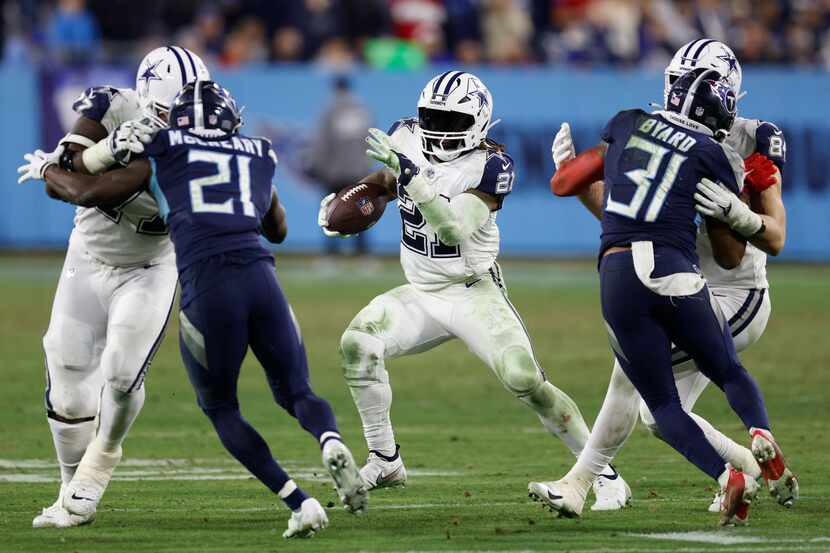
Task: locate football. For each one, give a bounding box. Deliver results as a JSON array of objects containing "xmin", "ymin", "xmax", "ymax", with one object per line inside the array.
[{"xmin": 326, "ymin": 181, "xmax": 389, "ymax": 235}]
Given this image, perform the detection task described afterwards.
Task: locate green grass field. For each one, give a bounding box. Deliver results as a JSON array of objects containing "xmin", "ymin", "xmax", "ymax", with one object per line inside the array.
[{"xmin": 2, "ymin": 255, "xmax": 829, "ymax": 553}]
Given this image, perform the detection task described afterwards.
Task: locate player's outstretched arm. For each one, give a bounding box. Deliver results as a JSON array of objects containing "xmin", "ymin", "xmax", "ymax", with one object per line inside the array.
[
  {"xmin": 43, "ymin": 158, "xmax": 150, "ymax": 207},
  {"xmin": 746, "ymin": 164, "xmax": 786, "ymax": 256},
  {"xmin": 261, "ymin": 189, "xmax": 288, "ymax": 244},
  {"xmin": 705, "ymin": 217, "xmax": 746, "ymax": 269}
]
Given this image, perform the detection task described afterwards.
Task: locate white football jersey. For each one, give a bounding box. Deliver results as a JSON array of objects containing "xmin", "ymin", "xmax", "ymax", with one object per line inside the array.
[
  {"xmin": 70, "ymin": 86, "xmax": 173, "ymax": 266},
  {"xmin": 389, "ymin": 119, "xmax": 514, "ymax": 291},
  {"xmin": 697, "ymin": 116, "xmax": 785, "ymax": 290}
]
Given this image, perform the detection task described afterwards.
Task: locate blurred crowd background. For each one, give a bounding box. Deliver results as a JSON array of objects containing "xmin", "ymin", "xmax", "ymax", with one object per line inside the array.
[{"xmin": 3, "ymin": 0, "xmax": 829, "ymax": 69}]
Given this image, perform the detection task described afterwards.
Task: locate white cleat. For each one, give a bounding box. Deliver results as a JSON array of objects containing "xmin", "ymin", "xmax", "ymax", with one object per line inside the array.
[
  {"xmin": 32, "ymin": 486, "xmax": 92, "ymax": 528},
  {"xmin": 708, "ymin": 489, "xmax": 725, "ymax": 513},
  {"xmin": 322, "ymin": 439, "xmax": 368, "ymax": 515},
  {"xmin": 590, "ymin": 465, "xmax": 631, "ymax": 511},
  {"xmin": 719, "ymin": 465, "xmax": 759, "ymax": 526},
  {"xmin": 282, "ymin": 498, "xmax": 328, "ymax": 539},
  {"xmin": 528, "ymin": 480, "xmax": 585, "ymax": 518},
  {"xmin": 359, "ymin": 445, "xmax": 407, "ymax": 490},
  {"xmin": 63, "ymin": 440, "xmax": 122, "ymax": 518}
]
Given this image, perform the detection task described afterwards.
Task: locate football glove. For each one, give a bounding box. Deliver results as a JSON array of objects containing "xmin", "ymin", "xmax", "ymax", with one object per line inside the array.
[
  {"xmin": 317, "ymin": 193, "xmax": 353, "ymax": 238},
  {"xmin": 744, "ymin": 152, "xmax": 777, "ymax": 193},
  {"xmin": 17, "ymin": 145, "xmax": 64, "ymax": 183},
  {"xmin": 695, "ymin": 178, "xmax": 763, "ymax": 237},
  {"xmin": 109, "ymin": 120, "xmax": 155, "ymax": 165},
  {"xmin": 551, "ymin": 122, "xmax": 576, "ymax": 170},
  {"xmin": 366, "ymin": 128, "xmax": 401, "ymax": 176}
]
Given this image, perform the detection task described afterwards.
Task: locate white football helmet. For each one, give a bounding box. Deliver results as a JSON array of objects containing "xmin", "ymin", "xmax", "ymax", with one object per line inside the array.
[
  {"xmin": 136, "ymin": 46, "xmax": 210, "ymax": 126},
  {"xmin": 664, "ymin": 39, "xmax": 742, "ymax": 105},
  {"xmin": 416, "ymin": 71, "xmax": 494, "ymax": 162}
]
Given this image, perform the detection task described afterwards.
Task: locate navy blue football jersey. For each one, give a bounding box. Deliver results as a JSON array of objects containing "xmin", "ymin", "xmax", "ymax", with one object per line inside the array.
[
  {"xmin": 599, "ymin": 109, "xmax": 742, "ymax": 262},
  {"xmin": 145, "ymin": 129, "xmax": 278, "ymax": 271}
]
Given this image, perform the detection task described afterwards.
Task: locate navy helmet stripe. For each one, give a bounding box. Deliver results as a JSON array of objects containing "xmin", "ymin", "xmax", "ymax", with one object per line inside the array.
[
  {"xmin": 443, "ymin": 71, "xmax": 465, "ymax": 95},
  {"xmin": 178, "ymin": 46, "xmax": 198, "ymax": 80},
  {"xmin": 691, "ymin": 39, "xmax": 717, "ymax": 61},
  {"xmin": 681, "ymin": 39, "xmax": 703, "ymax": 59},
  {"xmin": 166, "ymin": 46, "xmax": 188, "ymax": 87},
  {"xmin": 432, "ymin": 71, "xmax": 453, "ymax": 94}
]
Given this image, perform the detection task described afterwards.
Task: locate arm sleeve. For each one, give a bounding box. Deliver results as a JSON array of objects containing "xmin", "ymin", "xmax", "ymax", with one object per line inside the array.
[
  {"xmin": 72, "ymin": 86, "xmax": 116, "ymax": 123},
  {"xmin": 475, "ymin": 151, "xmax": 515, "ymax": 209},
  {"xmin": 754, "ymin": 121, "xmax": 786, "ymax": 173}
]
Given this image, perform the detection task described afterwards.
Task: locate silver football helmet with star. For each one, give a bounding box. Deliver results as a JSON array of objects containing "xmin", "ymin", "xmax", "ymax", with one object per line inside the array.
[
  {"xmin": 416, "ymin": 71, "xmax": 495, "ymax": 162},
  {"xmin": 136, "ymin": 46, "xmax": 210, "ymax": 127},
  {"xmin": 664, "ymin": 39, "xmax": 742, "ymax": 105}
]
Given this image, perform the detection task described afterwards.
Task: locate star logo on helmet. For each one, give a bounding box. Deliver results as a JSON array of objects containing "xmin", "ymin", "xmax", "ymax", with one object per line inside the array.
[
  {"xmin": 139, "ymin": 60, "xmax": 163, "ymax": 86},
  {"xmin": 716, "ymin": 53, "xmax": 738, "ymax": 74}
]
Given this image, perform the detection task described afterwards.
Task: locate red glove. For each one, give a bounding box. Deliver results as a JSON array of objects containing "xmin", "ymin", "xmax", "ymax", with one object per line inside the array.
[{"xmin": 744, "ymin": 152, "xmax": 777, "ymax": 193}]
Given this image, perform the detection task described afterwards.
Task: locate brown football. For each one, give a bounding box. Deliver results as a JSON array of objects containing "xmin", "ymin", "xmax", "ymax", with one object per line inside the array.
[{"xmin": 326, "ymin": 181, "xmax": 389, "ymax": 235}]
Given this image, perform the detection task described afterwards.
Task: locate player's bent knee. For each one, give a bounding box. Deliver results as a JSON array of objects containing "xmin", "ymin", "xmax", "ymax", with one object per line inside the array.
[
  {"xmin": 499, "ymin": 345, "xmax": 543, "ymax": 397},
  {"xmin": 340, "ymin": 329, "xmax": 385, "ymax": 385}
]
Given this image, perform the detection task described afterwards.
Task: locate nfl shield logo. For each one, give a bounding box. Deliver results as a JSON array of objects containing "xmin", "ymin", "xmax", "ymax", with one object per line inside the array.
[
  {"xmin": 357, "ymin": 197, "xmax": 374, "ymax": 216},
  {"xmin": 177, "ymin": 116, "xmax": 190, "ymax": 126},
  {"xmin": 670, "ymin": 92, "xmax": 681, "ymax": 106}
]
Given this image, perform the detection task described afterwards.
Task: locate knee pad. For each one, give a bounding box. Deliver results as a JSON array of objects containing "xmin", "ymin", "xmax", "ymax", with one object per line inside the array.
[
  {"xmin": 498, "ymin": 345, "xmax": 542, "ymax": 397},
  {"xmin": 340, "ymin": 329, "xmax": 385, "ymax": 386},
  {"xmin": 101, "ymin": 343, "xmax": 145, "ymax": 393}
]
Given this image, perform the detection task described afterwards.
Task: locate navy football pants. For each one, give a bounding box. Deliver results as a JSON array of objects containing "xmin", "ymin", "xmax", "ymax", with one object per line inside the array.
[
  {"xmin": 178, "ymin": 253, "xmax": 338, "ymax": 498},
  {"xmin": 599, "ymin": 250, "xmax": 770, "ymax": 480}
]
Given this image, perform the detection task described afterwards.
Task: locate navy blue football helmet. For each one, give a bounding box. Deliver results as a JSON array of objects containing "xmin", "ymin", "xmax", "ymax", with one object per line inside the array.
[
  {"xmin": 169, "ymin": 80, "xmax": 242, "ymax": 134},
  {"xmin": 665, "ymin": 68, "xmax": 736, "ymax": 141}
]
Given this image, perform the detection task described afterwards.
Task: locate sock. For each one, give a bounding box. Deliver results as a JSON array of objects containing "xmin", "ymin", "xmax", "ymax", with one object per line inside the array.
[
  {"xmin": 650, "ymin": 402, "xmax": 726, "ymax": 480},
  {"xmin": 572, "ymin": 361, "xmax": 642, "ymax": 479},
  {"xmin": 689, "ymin": 412, "xmax": 761, "ymax": 479},
  {"xmin": 342, "ymin": 330, "xmax": 396, "ymax": 457},
  {"xmin": 521, "ymin": 381, "xmax": 590, "ymax": 457},
  {"xmin": 349, "ymin": 379, "xmax": 396, "ymax": 457},
  {"xmin": 48, "ymin": 417, "xmax": 96, "ymax": 484},
  {"xmin": 205, "ymin": 405, "xmax": 297, "ymax": 495},
  {"xmin": 319, "ymin": 431, "xmax": 342, "ymax": 451},
  {"xmin": 97, "ymin": 383, "xmax": 145, "ymax": 453},
  {"xmin": 278, "ymin": 479, "xmax": 309, "ymax": 512}
]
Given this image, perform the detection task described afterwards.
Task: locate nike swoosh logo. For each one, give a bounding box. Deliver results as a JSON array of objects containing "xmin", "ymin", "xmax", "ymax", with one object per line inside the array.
[
  {"xmin": 501, "ymin": 162, "xmax": 510, "ymax": 170},
  {"xmin": 465, "ymin": 279, "xmax": 481, "ymax": 288},
  {"xmin": 70, "ymin": 493, "xmax": 94, "ymax": 502},
  {"xmin": 599, "ymin": 471, "xmax": 619, "ymax": 481},
  {"xmin": 546, "ymin": 491, "xmax": 563, "ymax": 501}
]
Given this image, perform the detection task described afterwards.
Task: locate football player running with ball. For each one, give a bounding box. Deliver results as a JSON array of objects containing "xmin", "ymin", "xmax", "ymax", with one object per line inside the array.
[
  {"xmin": 317, "ymin": 71, "xmax": 630, "ymax": 509},
  {"xmin": 40, "ymin": 81, "xmax": 368, "ymax": 538},
  {"xmin": 531, "ymin": 40, "xmax": 796, "ymax": 519},
  {"xmin": 17, "ymin": 46, "xmax": 208, "ymax": 528}
]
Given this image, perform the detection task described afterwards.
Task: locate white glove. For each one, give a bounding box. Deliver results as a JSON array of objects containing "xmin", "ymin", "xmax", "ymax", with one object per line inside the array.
[
  {"xmin": 17, "ymin": 145, "xmax": 64, "ymax": 183},
  {"xmin": 365, "ymin": 128, "xmax": 401, "ymax": 176},
  {"xmin": 695, "ymin": 178, "xmax": 763, "ymax": 237},
  {"xmin": 317, "ymin": 193, "xmax": 353, "ymax": 238},
  {"xmin": 551, "ymin": 122, "xmax": 576, "ymax": 170},
  {"xmin": 109, "ymin": 120, "xmax": 155, "ymax": 165}
]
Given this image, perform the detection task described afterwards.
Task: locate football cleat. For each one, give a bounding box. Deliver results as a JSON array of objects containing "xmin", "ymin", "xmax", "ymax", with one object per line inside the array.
[
  {"xmin": 63, "ymin": 440, "xmax": 122, "ymax": 518},
  {"xmin": 32, "ymin": 486, "xmax": 93, "ymax": 528},
  {"xmin": 359, "ymin": 445, "xmax": 407, "ymax": 490},
  {"xmin": 719, "ymin": 465, "xmax": 759, "ymax": 526},
  {"xmin": 750, "ymin": 427, "xmax": 799, "ymax": 507},
  {"xmin": 322, "ymin": 439, "xmax": 368, "ymax": 515},
  {"xmin": 708, "ymin": 489, "xmax": 724, "ymax": 513},
  {"xmin": 282, "ymin": 498, "xmax": 328, "ymax": 539},
  {"xmin": 528, "ymin": 480, "xmax": 585, "ymax": 518},
  {"xmin": 590, "ymin": 465, "xmax": 631, "ymax": 511}
]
